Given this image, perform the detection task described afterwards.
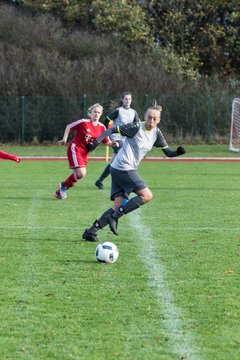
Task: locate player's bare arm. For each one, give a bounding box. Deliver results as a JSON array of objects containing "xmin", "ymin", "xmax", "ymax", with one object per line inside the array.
[{"xmin": 58, "ymin": 124, "xmax": 71, "ymax": 145}]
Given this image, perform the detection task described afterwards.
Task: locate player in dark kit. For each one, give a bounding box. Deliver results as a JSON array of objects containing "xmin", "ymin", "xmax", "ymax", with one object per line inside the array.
[
  {"xmin": 54, "ymin": 103, "xmax": 117, "ymax": 200},
  {"xmin": 82, "ymin": 105, "xmax": 186, "ymax": 242},
  {"xmin": 95, "ymin": 92, "xmax": 139, "ymax": 189}
]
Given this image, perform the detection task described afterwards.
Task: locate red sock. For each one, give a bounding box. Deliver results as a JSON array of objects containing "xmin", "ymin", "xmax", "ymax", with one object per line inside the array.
[
  {"xmin": 62, "ymin": 173, "xmax": 80, "ymax": 189},
  {"xmin": 0, "ymin": 150, "xmax": 20, "ymax": 162}
]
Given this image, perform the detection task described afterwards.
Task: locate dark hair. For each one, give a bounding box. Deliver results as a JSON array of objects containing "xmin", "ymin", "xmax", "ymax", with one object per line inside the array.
[{"xmin": 110, "ymin": 91, "xmax": 132, "ymax": 109}]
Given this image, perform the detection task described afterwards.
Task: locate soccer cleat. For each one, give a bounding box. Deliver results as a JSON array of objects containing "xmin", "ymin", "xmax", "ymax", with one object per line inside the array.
[
  {"xmin": 82, "ymin": 229, "xmax": 99, "ymax": 242},
  {"xmin": 59, "ymin": 182, "xmax": 67, "ymax": 199},
  {"xmin": 54, "ymin": 190, "xmax": 64, "ymax": 200},
  {"xmin": 95, "ymin": 180, "xmax": 104, "ymax": 190},
  {"xmin": 105, "ymin": 214, "xmax": 118, "ymax": 235}
]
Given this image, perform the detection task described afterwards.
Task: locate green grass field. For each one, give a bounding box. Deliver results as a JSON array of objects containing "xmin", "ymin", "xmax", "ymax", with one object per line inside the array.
[
  {"xmin": 2, "ymin": 143, "xmax": 240, "ymax": 158},
  {"xmin": 1, "ymin": 155, "xmax": 240, "ymax": 360}
]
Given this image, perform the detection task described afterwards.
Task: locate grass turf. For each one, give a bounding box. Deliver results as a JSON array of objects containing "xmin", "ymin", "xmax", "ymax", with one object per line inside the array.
[
  {"xmin": 1, "ymin": 143, "xmax": 240, "ymax": 158},
  {"xmin": 0, "ymin": 159, "xmax": 239, "ymax": 359}
]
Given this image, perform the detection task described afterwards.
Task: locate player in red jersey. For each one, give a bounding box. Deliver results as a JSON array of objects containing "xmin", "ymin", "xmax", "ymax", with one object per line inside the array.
[
  {"xmin": 0, "ymin": 150, "xmax": 20, "ymax": 163},
  {"xmin": 54, "ymin": 103, "xmax": 117, "ymax": 200}
]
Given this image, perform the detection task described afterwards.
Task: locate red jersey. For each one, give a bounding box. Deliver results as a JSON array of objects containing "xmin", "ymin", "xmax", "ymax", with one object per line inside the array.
[
  {"xmin": 66, "ymin": 118, "xmax": 110, "ymax": 169},
  {"xmin": 69, "ymin": 118, "xmax": 109, "ymax": 152}
]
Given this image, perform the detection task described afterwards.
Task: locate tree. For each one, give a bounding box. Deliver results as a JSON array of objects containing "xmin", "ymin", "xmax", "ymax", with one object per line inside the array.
[
  {"xmin": 92, "ymin": 0, "xmax": 152, "ymax": 45},
  {"xmin": 144, "ymin": 0, "xmax": 240, "ymax": 76},
  {"xmin": 22, "ymin": 0, "xmax": 92, "ymax": 28},
  {"xmin": 21, "ymin": 0, "xmax": 151, "ymax": 44},
  {"xmin": 6, "ymin": 0, "xmax": 240, "ymax": 77}
]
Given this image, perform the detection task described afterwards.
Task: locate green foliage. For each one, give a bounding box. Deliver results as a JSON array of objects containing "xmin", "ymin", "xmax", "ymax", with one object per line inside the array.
[
  {"xmin": 92, "ymin": 0, "xmax": 152, "ymax": 45},
  {"xmin": 23, "ymin": 0, "xmax": 92, "ymax": 27},
  {"xmin": 7, "ymin": 0, "xmax": 240, "ymax": 78},
  {"xmin": 145, "ymin": 0, "xmax": 240, "ymax": 76},
  {"xmin": 0, "ymin": 5, "xmax": 181, "ymax": 96},
  {"xmin": 159, "ymin": 46, "xmax": 202, "ymax": 80},
  {"xmin": 0, "ymin": 1, "xmax": 239, "ymax": 143},
  {"xmin": 23, "ymin": 0, "xmax": 152, "ymax": 44}
]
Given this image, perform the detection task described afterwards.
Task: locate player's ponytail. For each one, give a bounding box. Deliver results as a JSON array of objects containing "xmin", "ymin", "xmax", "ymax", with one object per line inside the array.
[
  {"xmin": 151, "ymin": 99, "xmax": 162, "ymax": 113},
  {"xmin": 146, "ymin": 101, "xmax": 162, "ymax": 115},
  {"xmin": 109, "ymin": 91, "xmax": 132, "ymax": 109}
]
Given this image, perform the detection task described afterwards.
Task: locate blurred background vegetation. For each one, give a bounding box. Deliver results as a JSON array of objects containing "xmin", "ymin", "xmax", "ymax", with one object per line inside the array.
[{"xmin": 0, "ymin": 0, "xmax": 240, "ymax": 143}]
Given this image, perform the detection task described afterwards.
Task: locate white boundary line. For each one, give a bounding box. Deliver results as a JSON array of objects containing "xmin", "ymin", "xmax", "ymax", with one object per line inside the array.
[{"xmin": 129, "ymin": 211, "xmax": 200, "ymax": 360}]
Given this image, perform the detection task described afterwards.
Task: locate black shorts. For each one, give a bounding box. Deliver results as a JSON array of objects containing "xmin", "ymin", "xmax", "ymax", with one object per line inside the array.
[{"xmin": 110, "ymin": 166, "xmax": 146, "ymax": 201}]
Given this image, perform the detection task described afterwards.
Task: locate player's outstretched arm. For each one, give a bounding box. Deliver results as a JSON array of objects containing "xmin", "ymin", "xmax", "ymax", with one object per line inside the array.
[
  {"xmin": 162, "ymin": 146, "xmax": 186, "ymax": 157},
  {"xmin": 58, "ymin": 125, "xmax": 71, "ymax": 145},
  {"xmin": 0, "ymin": 150, "xmax": 20, "ymax": 162},
  {"xmin": 86, "ymin": 122, "xmax": 141, "ymax": 152},
  {"xmin": 85, "ymin": 127, "xmax": 118, "ymax": 152}
]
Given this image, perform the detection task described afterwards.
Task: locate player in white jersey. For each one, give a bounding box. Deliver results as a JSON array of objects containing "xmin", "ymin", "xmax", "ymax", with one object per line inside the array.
[
  {"xmin": 83, "ymin": 105, "xmax": 185, "ymax": 242},
  {"xmin": 95, "ymin": 92, "xmax": 139, "ymax": 189}
]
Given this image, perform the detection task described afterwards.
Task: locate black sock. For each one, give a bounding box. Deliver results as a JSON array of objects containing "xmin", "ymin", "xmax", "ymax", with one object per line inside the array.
[
  {"xmin": 112, "ymin": 196, "xmax": 144, "ymax": 220},
  {"xmin": 98, "ymin": 163, "xmax": 111, "ymax": 182},
  {"xmin": 87, "ymin": 208, "xmax": 114, "ymax": 233}
]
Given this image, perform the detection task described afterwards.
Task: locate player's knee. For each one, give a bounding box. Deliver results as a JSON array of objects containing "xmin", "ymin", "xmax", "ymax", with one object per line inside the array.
[
  {"xmin": 146, "ymin": 193, "xmax": 153, "ymax": 203},
  {"xmin": 142, "ymin": 190, "xmax": 153, "ymax": 203},
  {"xmin": 75, "ymin": 168, "xmax": 86, "ymax": 179}
]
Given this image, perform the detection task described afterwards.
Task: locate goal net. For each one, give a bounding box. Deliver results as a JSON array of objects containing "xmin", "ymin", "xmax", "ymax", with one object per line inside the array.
[{"xmin": 230, "ymin": 98, "xmax": 240, "ymax": 152}]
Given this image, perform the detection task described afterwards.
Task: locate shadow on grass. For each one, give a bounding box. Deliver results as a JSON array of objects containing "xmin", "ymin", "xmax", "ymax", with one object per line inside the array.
[{"xmin": 60, "ymin": 259, "xmax": 97, "ymax": 264}]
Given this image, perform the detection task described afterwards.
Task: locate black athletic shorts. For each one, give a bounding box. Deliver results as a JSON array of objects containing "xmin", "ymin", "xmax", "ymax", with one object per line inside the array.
[{"xmin": 110, "ymin": 166, "xmax": 146, "ymax": 200}]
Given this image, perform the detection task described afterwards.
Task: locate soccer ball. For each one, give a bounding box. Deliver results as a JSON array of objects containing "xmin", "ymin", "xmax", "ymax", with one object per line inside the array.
[{"xmin": 95, "ymin": 242, "xmax": 119, "ymax": 264}]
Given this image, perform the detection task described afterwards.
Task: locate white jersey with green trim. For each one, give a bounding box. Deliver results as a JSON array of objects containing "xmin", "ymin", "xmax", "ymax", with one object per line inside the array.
[
  {"xmin": 111, "ymin": 122, "xmax": 168, "ymax": 171},
  {"xmin": 110, "ymin": 107, "xmax": 138, "ymax": 141}
]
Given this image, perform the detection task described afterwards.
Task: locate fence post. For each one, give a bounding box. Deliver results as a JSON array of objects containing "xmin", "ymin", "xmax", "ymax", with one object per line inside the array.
[
  {"xmin": 207, "ymin": 95, "xmax": 212, "ymax": 143},
  {"xmin": 83, "ymin": 94, "xmax": 87, "ymax": 118},
  {"xmin": 21, "ymin": 96, "xmax": 25, "ymax": 145},
  {"xmin": 145, "ymin": 94, "xmax": 149, "ymax": 111}
]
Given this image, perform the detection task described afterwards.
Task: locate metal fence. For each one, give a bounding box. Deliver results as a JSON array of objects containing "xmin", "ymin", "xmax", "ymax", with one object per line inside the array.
[{"xmin": 0, "ymin": 94, "xmax": 235, "ymax": 144}]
